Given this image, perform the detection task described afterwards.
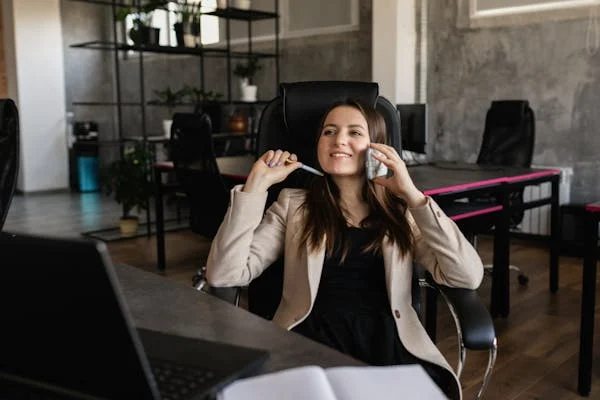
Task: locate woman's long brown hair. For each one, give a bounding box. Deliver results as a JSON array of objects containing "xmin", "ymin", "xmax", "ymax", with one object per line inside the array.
[{"xmin": 298, "ymin": 99, "xmax": 414, "ymax": 262}]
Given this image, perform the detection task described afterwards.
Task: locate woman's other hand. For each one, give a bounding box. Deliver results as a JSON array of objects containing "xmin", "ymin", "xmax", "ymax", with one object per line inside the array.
[
  {"xmin": 243, "ymin": 150, "xmax": 302, "ymax": 192},
  {"xmin": 368, "ymin": 143, "xmax": 426, "ymax": 208}
]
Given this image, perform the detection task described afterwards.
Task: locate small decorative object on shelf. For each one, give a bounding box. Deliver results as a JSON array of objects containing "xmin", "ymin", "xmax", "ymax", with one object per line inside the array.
[
  {"xmin": 151, "ymin": 86, "xmax": 188, "ymax": 137},
  {"xmin": 114, "ymin": 0, "xmax": 162, "ymax": 46},
  {"xmin": 228, "ymin": 110, "xmax": 248, "ymax": 133},
  {"xmin": 233, "ymin": 55, "xmax": 262, "ymax": 102},
  {"xmin": 172, "ymin": 0, "xmax": 202, "ymax": 47},
  {"xmin": 235, "ymin": 0, "xmax": 252, "ymax": 9},
  {"xmin": 99, "ymin": 143, "xmax": 154, "ymax": 237}
]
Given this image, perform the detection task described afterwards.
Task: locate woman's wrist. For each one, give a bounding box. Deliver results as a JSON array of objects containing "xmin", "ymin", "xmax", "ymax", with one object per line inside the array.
[
  {"xmin": 404, "ymin": 190, "xmax": 427, "ymax": 208},
  {"xmin": 242, "ymin": 173, "xmax": 270, "ymax": 193}
]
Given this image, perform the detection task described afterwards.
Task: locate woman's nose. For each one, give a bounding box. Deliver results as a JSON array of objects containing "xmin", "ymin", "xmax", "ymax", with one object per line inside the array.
[{"xmin": 334, "ymin": 131, "xmax": 349, "ymax": 145}]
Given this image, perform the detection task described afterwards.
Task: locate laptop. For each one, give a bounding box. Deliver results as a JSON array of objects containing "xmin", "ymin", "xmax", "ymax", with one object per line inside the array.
[{"xmin": 0, "ymin": 232, "xmax": 269, "ymax": 399}]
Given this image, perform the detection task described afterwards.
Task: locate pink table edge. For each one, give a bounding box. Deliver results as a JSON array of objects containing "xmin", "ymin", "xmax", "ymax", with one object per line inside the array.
[{"xmin": 586, "ymin": 202, "xmax": 600, "ymax": 213}]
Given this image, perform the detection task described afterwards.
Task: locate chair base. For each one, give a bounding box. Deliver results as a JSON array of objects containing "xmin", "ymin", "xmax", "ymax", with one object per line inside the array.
[{"xmin": 483, "ymin": 263, "xmax": 529, "ymax": 285}]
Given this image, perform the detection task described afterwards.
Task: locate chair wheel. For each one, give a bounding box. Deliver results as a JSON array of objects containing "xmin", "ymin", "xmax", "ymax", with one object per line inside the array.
[{"xmin": 517, "ymin": 274, "xmax": 529, "ymax": 286}]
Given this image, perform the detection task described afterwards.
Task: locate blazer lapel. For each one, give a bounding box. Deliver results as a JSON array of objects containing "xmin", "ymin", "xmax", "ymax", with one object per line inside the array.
[
  {"xmin": 306, "ymin": 236, "xmax": 326, "ymax": 305},
  {"xmin": 382, "ymin": 237, "xmax": 397, "ymax": 301}
]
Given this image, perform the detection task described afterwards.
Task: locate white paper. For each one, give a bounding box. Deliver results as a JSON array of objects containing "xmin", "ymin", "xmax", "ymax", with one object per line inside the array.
[
  {"xmin": 326, "ymin": 365, "xmax": 447, "ymax": 400},
  {"xmin": 217, "ymin": 366, "xmax": 337, "ymax": 400},
  {"xmin": 217, "ymin": 364, "xmax": 447, "ymax": 400}
]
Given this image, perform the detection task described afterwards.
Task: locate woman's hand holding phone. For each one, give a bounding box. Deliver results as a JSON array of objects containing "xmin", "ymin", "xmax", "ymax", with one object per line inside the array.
[
  {"xmin": 367, "ymin": 143, "xmax": 426, "ymax": 208},
  {"xmin": 243, "ymin": 149, "xmax": 302, "ymax": 193}
]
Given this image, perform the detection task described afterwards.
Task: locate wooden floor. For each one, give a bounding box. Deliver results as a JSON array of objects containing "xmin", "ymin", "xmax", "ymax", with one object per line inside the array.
[{"xmin": 4, "ymin": 192, "xmax": 600, "ymax": 399}]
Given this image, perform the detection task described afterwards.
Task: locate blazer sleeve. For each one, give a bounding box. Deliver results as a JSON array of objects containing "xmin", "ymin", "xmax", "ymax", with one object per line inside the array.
[
  {"xmin": 408, "ymin": 196, "xmax": 484, "ymax": 289},
  {"xmin": 205, "ymin": 186, "xmax": 291, "ymax": 287}
]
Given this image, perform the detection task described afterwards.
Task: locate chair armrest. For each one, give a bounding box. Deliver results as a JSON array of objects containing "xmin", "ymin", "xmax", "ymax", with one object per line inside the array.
[
  {"xmin": 207, "ymin": 286, "xmax": 242, "ymax": 306},
  {"xmin": 428, "ymin": 281, "xmax": 496, "ymax": 351}
]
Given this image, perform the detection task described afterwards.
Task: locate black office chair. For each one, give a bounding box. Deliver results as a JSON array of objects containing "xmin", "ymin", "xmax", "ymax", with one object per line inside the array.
[
  {"xmin": 0, "ymin": 99, "xmax": 19, "ymax": 231},
  {"xmin": 471, "ymin": 100, "xmax": 536, "ymax": 285},
  {"xmin": 169, "ymin": 112, "xmax": 231, "ymax": 238},
  {"xmin": 200, "ymin": 81, "xmax": 496, "ymax": 399}
]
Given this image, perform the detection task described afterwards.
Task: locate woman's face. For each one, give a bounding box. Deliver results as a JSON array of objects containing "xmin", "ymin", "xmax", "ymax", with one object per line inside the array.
[{"xmin": 317, "ymin": 105, "xmax": 371, "ymax": 178}]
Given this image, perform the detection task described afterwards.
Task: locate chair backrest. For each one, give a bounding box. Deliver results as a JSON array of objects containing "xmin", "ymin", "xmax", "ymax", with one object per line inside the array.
[
  {"xmin": 248, "ymin": 81, "xmax": 415, "ymax": 320},
  {"xmin": 0, "ymin": 99, "xmax": 19, "ymax": 231},
  {"xmin": 476, "ymin": 100, "xmax": 535, "ymax": 225},
  {"xmin": 477, "ymin": 100, "xmax": 535, "ymax": 168},
  {"xmin": 169, "ymin": 112, "xmax": 229, "ymax": 238}
]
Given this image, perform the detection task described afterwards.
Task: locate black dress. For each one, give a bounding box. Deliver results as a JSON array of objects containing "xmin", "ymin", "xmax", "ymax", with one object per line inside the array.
[{"xmin": 292, "ymin": 226, "xmax": 458, "ymax": 399}]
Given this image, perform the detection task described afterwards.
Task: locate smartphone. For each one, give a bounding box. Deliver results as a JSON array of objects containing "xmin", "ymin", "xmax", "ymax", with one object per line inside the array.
[{"xmin": 365, "ymin": 148, "xmax": 388, "ymax": 180}]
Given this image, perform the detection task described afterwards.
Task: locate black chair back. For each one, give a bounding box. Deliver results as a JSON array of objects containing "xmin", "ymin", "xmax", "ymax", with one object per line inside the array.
[
  {"xmin": 0, "ymin": 99, "xmax": 19, "ymax": 231},
  {"xmin": 476, "ymin": 100, "xmax": 535, "ymax": 225},
  {"xmin": 477, "ymin": 100, "xmax": 535, "ymax": 168},
  {"xmin": 169, "ymin": 113, "xmax": 229, "ymax": 238},
  {"xmin": 248, "ymin": 81, "xmax": 416, "ymax": 320}
]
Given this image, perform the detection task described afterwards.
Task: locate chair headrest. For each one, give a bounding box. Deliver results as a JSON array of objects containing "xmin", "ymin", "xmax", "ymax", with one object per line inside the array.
[
  {"xmin": 488, "ymin": 100, "xmax": 530, "ymax": 125},
  {"xmin": 281, "ymin": 81, "xmax": 379, "ymax": 148}
]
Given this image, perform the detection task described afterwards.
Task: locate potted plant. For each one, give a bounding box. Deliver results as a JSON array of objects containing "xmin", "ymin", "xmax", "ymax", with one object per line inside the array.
[
  {"xmin": 115, "ymin": 1, "xmax": 162, "ymax": 46},
  {"xmin": 151, "ymin": 86, "xmax": 188, "ymax": 137},
  {"xmin": 184, "ymin": 85, "xmax": 224, "ymax": 131},
  {"xmin": 171, "ymin": 0, "xmax": 202, "ymax": 47},
  {"xmin": 233, "ymin": 55, "xmax": 262, "ymax": 102},
  {"xmin": 100, "ymin": 143, "xmax": 154, "ymax": 237}
]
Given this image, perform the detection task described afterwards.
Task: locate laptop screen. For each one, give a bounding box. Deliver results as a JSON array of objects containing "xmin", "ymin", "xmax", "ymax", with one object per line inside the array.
[{"xmin": 0, "ymin": 233, "xmax": 158, "ymax": 399}]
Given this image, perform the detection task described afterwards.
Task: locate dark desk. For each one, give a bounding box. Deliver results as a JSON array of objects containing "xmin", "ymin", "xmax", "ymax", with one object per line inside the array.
[
  {"xmin": 114, "ymin": 263, "xmax": 362, "ymax": 372},
  {"xmin": 409, "ymin": 164, "xmax": 561, "ymax": 317},
  {"xmin": 153, "ymin": 155, "xmax": 255, "ymax": 272},
  {"xmin": 577, "ymin": 201, "xmax": 600, "ymax": 396}
]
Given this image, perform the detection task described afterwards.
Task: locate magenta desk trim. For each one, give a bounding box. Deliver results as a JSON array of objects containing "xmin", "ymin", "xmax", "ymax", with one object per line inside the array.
[
  {"xmin": 450, "ymin": 205, "xmax": 503, "ymax": 221},
  {"xmin": 423, "ymin": 169, "xmax": 561, "ymax": 196},
  {"xmin": 504, "ymin": 169, "xmax": 561, "ymax": 182},
  {"xmin": 423, "ymin": 177, "xmax": 508, "ymax": 196},
  {"xmin": 585, "ymin": 202, "xmax": 600, "ymax": 212}
]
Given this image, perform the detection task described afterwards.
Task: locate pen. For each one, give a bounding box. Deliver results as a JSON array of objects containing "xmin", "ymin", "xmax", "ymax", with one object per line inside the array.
[{"xmin": 284, "ymin": 159, "xmax": 324, "ymax": 176}]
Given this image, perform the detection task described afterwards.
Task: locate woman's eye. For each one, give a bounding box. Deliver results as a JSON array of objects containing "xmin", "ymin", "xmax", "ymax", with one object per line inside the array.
[
  {"xmin": 351, "ymin": 130, "xmax": 362, "ymax": 136},
  {"xmin": 322, "ymin": 129, "xmax": 335, "ymax": 136}
]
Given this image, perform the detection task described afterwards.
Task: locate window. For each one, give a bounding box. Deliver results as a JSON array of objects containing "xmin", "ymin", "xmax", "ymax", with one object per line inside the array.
[
  {"xmin": 458, "ymin": 0, "xmax": 600, "ymax": 28},
  {"xmin": 124, "ymin": 0, "xmax": 219, "ymax": 46},
  {"xmin": 215, "ymin": 0, "xmax": 359, "ymax": 46}
]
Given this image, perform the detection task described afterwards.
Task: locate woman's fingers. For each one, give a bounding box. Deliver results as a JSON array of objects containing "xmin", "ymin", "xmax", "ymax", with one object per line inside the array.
[{"xmin": 369, "ymin": 143, "xmax": 401, "ymax": 162}]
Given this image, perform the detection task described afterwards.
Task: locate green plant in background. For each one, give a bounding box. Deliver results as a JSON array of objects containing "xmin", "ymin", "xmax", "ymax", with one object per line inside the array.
[
  {"xmin": 151, "ymin": 86, "xmax": 188, "ymax": 118},
  {"xmin": 171, "ymin": 0, "xmax": 202, "ymax": 23},
  {"xmin": 184, "ymin": 85, "xmax": 223, "ymax": 108},
  {"xmin": 115, "ymin": 1, "xmax": 163, "ymax": 44},
  {"xmin": 233, "ymin": 55, "xmax": 263, "ymax": 85},
  {"xmin": 100, "ymin": 142, "xmax": 154, "ymax": 220}
]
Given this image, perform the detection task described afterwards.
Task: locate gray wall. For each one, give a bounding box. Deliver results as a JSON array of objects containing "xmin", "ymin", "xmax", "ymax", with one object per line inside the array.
[
  {"xmin": 427, "ymin": 0, "xmax": 600, "ymax": 203},
  {"xmin": 61, "ymin": 0, "xmax": 372, "ymax": 159}
]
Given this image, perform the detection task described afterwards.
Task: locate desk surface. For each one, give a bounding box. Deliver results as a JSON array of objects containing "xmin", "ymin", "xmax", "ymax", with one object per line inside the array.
[
  {"xmin": 114, "ymin": 264, "xmax": 362, "ymax": 373},
  {"xmin": 586, "ymin": 201, "xmax": 600, "ymax": 212}
]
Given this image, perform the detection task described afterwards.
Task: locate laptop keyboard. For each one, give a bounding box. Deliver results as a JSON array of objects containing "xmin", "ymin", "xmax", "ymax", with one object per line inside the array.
[{"xmin": 150, "ymin": 358, "xmax": 216, "ymax": 400}]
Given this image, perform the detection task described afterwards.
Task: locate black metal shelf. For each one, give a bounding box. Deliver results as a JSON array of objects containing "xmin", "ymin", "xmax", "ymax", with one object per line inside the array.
[
  {"xmin": 69, "ymin": 40, "xmax": 277, "ymax": 58},
  {"xmin": 206, "ymin": 7, "xmax": 278, "ymax": 21}
]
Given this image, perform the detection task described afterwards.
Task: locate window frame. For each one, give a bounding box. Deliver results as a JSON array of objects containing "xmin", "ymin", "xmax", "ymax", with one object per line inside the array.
[{"xmin": 458, "ymin": 0, "xmax": 600, "ymax": 28}]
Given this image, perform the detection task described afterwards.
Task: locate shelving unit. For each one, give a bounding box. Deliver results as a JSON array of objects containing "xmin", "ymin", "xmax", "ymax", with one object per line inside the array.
[{"xmin": 68, "ymin": 0, "xmax": 280, "ymax": 239}]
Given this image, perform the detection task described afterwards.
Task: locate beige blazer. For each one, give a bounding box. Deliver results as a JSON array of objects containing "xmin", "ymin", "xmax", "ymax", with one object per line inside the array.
[{"xmin": 207, "ymin": 186, "xmax": 484, "ymax": 399}]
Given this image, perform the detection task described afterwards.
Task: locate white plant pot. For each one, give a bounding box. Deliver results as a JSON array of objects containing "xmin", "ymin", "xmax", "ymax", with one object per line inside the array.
[
  {"xmin": 241, "ymin": 85, "xmax": 257, "ymax": 102},
  {"xmin": 235, "ymin": 0, "xmax": 251, "ymax": 9},
  {"xmin": 217, "ymin": 0, "xmax": 229, "ymax": 8},
  {"xmin": 120, "ymin": 217, "xmax": 139, "ymax": 237},
  {"xmin": 183, "ymin": 33, "xmax": 196, "ymax": 47},
  {"xmin": 163, "ymin": 119, "xmax": 173, "ymax": 138}
]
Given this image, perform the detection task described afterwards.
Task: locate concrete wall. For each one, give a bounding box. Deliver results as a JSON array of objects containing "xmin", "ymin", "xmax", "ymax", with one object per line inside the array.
[{"xmin": 427, "ymin": 0, "xmax": 600, "ymax": 203}]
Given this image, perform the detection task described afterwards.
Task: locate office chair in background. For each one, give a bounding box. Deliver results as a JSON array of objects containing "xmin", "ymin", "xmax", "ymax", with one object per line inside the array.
[
  {"xmin": 470, "ymin": 100, "xmax": 536, "ymax": 285},
  {"xmin": 169, "ymin": 112, "xmax": 231, "ymax": 239},
  {"xmin": 0, "ymin": 99, "xmax": 19, "ymax": 231},
  {"xmin": 198, "ymin": 81, "xmax": 496, "ymax": 399}
]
